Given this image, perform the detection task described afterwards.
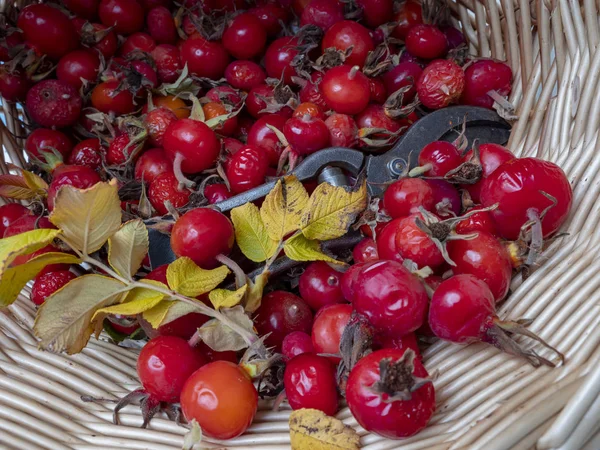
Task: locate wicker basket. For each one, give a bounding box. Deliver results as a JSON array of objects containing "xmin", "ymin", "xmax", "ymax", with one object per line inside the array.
[{"xmin": 2, "ymin": 0, "xmax": 600, "ymax": 449}]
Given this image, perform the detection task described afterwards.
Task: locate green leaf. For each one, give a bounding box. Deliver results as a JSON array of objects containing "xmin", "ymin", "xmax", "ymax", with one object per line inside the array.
[
  {"xmin": 284, "ymin": 234, "xmax": 342, "ymax": 265},
  {"xmin": 300, "ymin": 180, "xmax": 368, "ymax": 241},
  {"xmin": 50, "ymin": 179, "xmax": 122, "ymax": 254},
  {"xmin": 166, "ymin": 257, "xmax": 230, "ymax": 297},
  {"xmin": 209, "ymin": 285, "xmax": 248, "ymax": 310},
  {"xmin": 260, "ymin": 175, "xmax": 309, "ymax": 241},
  {"xmin": 0, "ymin": 252, "xmax": 81, "ymax": 307},
  {"xmin": 0, "ymin": 228, "xmax": 62, "ymax": 276},
  {"xmin": 108, "ymin": 219, "xmax": 149, "ymax": 279},
  {"xmin": 34, "ymin": 275, "xmax": 129, "ymax": 354},
  {"xmin": 231, "ymin": 203, "xmax": 279, "ymax": 262},
  {"xmin": 196, "ymin": 305, "xmax": 254, "ymax": 352}
]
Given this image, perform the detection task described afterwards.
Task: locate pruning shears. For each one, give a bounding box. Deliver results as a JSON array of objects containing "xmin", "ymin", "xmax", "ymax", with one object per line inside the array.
[{"xmin": 148, "ymin": 105, "xmax": 511, "ymax": 274}]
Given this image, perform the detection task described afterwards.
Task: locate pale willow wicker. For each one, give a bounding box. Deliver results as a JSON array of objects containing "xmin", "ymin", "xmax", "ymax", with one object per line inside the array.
[{"xmin": 2, "ymin": 0, "xmax": 600, "ymax": 449}]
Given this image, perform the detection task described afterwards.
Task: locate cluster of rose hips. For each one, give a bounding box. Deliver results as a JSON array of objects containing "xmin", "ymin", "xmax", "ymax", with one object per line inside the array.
[{"xmin": 0, "ymin": 0, "xmax": 571, "ymax": 442}]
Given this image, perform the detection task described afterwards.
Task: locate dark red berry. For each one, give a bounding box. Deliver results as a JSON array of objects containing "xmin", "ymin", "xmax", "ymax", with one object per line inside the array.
[
  {"xmin": 405, "ymin": 25, "xmax": 448, "ymax": 60},
  {"xmin": 282, "ymin": 331, "xmax": 315, "ymax": 360},
  {"xmin": 67, "ymin": 138, "xmax": 103, "ymax": 170},
  {"xmin": 26, "ymin": 80, "xmax": 82, "ymax": 129},
  {"xmin": 225, "ymin": 145, "xmax": 269, "ymax": 194},
  {"xmin": 30, "ymin": 270, "xmax": 77, "ymax": 305},
  {"xmin": 383, "ymin": 178, "xmax": 435, "ymax": 219},
  {"xmin": 299, "ymin": 261, "xmax": 345, "ymax": 311}
]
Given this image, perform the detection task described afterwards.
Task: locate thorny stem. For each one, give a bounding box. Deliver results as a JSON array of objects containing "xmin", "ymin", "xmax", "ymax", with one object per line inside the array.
[{"xmin": 59, "ymin": 237, "xmax": 259, "ymax": 348}]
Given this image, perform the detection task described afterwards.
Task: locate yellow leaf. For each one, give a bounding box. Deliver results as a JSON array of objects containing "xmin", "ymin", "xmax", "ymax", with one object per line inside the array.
[
  {"xmin": 0, "ymin": 252, "xmax": 81, "ymax": 307},
  {"xmin": 289, "ymin": 409, "xmax": 360, "ymax": 450},
  {"xmin": 0, "ymin": 172, "xmax": 47, "ymax": 199},
  {"xmin": 300, "ymin": 180, "xmax": 368, "ymax": 241},
  {"xmin": 245, "ymin": 271, "xmax": 269, "ymax": 313},
  {"xmin": 34, "ymin": 275, "xmax": 129, "ymax": 354},
  {"xmin": 92, "ymin": 287, "xmax": 164, "ymax": 320},
  {"xmin": 50, "ymin": 179, "xmax": 122, "ymax": 254},
  {"xmin": 0, "ymin": 228, "xmax": 62, "ymax": 275},
  {"xmin": 22, "ymin": 169, "xmax": 49, "ymax": 192},
  {"xmin": 209, "ymin": 285, "xmax": 248, "ymax": 310},
  {"xmin": 261, "ymin": 175, "xmax": 309, "ymax": 241},
  {"xmin": 143, "ymin": 299, "xmax": 202, "ymax": 329},
  {"xmin": 167, "ymin": 257, "xmax": 229, "ymax": 297},
  {"xmin": 108, "ymin": 220, "xmax": 149, "ymax": 279},
  {"xmin": 231, "ymin": 203, "xmax": 279, "ymax": 262},
  {"xmin": 284, "ymin": 234, "xmax": 343, "ymax": 265}
]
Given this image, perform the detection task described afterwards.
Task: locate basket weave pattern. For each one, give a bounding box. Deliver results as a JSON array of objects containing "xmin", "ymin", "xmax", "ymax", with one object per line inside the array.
[{"xmin": 2, "ymin": 0, "xmax": 600, "ymax": 449}]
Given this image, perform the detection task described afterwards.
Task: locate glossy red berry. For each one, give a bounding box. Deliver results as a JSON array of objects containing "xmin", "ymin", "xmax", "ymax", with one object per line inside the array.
[
  {"xmin": 299, "ymin": 261, "xmax": 345, "ymax": 311},
  {"xmin": 418, "ymin": 141, "xmax": 462, "ymax": 176},
  {"xmin": 135, "ymin": 148, "xmax": 172, "ymax": 184},
  {"xmin": 405, "ymin": 25, "xmax": 448, "ymax": 60},
  {"xmin": 47, "ymin": 165, "xmax": 101, "ymax": 211},
  {"xmin": 375, "ymin": 218, "xmax": 404, "ymax": 263},
  {"xmin": 299, "ymin": 72, "xmax": 328, "ymax": 110},
  {"xmin": 300, "ymin": 0, "xmax": 344, "ymax": 30},
  {"xmin": 356, "ymin": 0, "xmax": 394, "ymax": 27},
  {"xmin": 480, "ymin": 157, "xmax": 573, "ymax": 240},
  {"xmin": 180, "ymin": 35, "xmax": 230, "ymax": 80},
  {"xmin": 17, "ymin": 4, "xmax": 78, "ymax": 60},
  {"xmin": 57, "ymin": 50, "xmax": 100, "ymax": 89},
  {"xmin": 264, "ymin": 37, "xmax": 299, "ymax": 85},
  {"xmin": 284, "ymin": 353, "xmax": 339, "ymax": 415},
  {"xmin": 180, "ymin": 361, "xmax": 258, "ymax": 440},
  {"xmin": 91, "ymin": 80, "xmax": 136, "ymax": 115},
  {"xmin": 448, "ymin": 231, "xmax": 512, "ymax": 301},
  {"xmin": 283, "ymin": 115, "xmax": 331, "ymax": 156},
  {"xmin": 67, "ymin": 138, "xmax": 103, "ymax": 170},
  {"xmin": 0, "ymin": 68, "xmax": 32, "ymax": 103},
  {"xmin": 392, "ymin": 0, "xmax": 422, "ymax": 39},
  {"xmin": 75, "ymin": 21, "xmax": 118, "ymax": 58},
  {"xmin": 26, "ymin": 80, "xmax": 82, "ymax": 129},
  {"xmin": 394, "ymin": 214, "xmax": 445, "ymax": 268},
  {"xmin": 311, "ymin": 303, "xmax": 352, "ymax": 358},
  {"xmin": 225, "ymin": 60, "xmax": 267, "ymax": 91},
  {"xmin": 455, "ymin": 207, "xmax": 497, "ymax": 235},
  {"xmin": 322, "ymin": 21, "xmax": 374, "ymax": 67},
  {"xmin": 64, "ymin": 0, "xmax": 101, "ymax": 20},
  {"xmin": 355, "ymin": 104, "xmax": 405, "ymax": 143},
  {"xmin": 204, "ymin": 184, "xmax": 232, "ymax": 204},
  {"xmin": 147, "ymin": 6, "xmax": 177, "ymax": 44},
  {"xmin": 353, "ymin": 260, "xmax": 429, "ymax": 335},
  {"xmin": 25, "ymin": 128, "xmax": 73, "ymax": 163},
  {"xmin": 148, "ymin": 172, "xmax": 191, "ymax": 215},
  {"xmin": 223, "ymin": 13, "xmax": 267, "ymax": 60},
  {"xmin": 137, "ymin": 335, "xmax": 206, "ymax": 402},
  {"xmin": 426, "ymin": 179, "xmax": 461, "ymax": 217},
  {"xmin": 321, "ymin": 65, "xmax": 371, "ymax": 115},
  {"xmin": 428, "ymin": 274, "xmax": 494, "ymax": 344},
  {"xmin": 383, "ymin": 178, "xmax": 435, "ymax": 219},
  {"xmin": 463, "ymin": 143, "xmax": 515, "ymax": 202},
  {"xmin": 325, "ymin": 113, "xmax": 358, "ymax": 148},
  {"xmin": 163, "ymin": 119, "xmax": 220, "ymax": 174},
  {"xmin": 150, "ymin": 44, "xmax": 182, "ymax": 83},
  {"xmin": 369, "ymin": 77, "xmax": 388, "ymax": 104},
  {"xmin": 353, "ymin": 237, "xmax": 379, "ymax": 263},
  {"xmin": 119, "ymin": 33, "xmax": 154, "ymax": 59},
  {"xmin": 253, "ymin": 291, "xmax": 313, "ymax": 350},
  {"xmin": 0, "ymin": 204, "xmax": 29, "ymax": 237},
  {"xmin": 170, "ymin": 208, "xmax": 235, "ymax": 269},
  {"xmin": 226, "ymin": 145, "xmax": 269, "ymax": 194},
  {"xmin": 247, "ymin": 114, "xmax": 288, "ymax": 167},
  {"xmin": 373, "ymin": 331, "xmax": 421, "ymax": 358},
  {"xmin": 443, "ymin": 26, "xmax": 466, "ymax": 49},
  {"xmin": 417, "ymin": 59, "xmax": 465, "ymax": 110},
  {"xmin": 99, "ymin": 0, "xmax": 145, "ymax": 35},
  {"xmin": 461, "ymin": 59, "xmax": 512, "ymax": 109},
  {"xmin": 249, "ymin": 3, "xmax": 288, "ymax": 37},
  {"xmin": 30, "ymin": 270, "xmax": 77, "ymax": 305},
  {"xmin": 346, "ymin": 348, "xmax": 435, "ymax": 438},
  {"xmin": 282, "ymin": 331, "xmax": 315, "ymax": 360}
]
